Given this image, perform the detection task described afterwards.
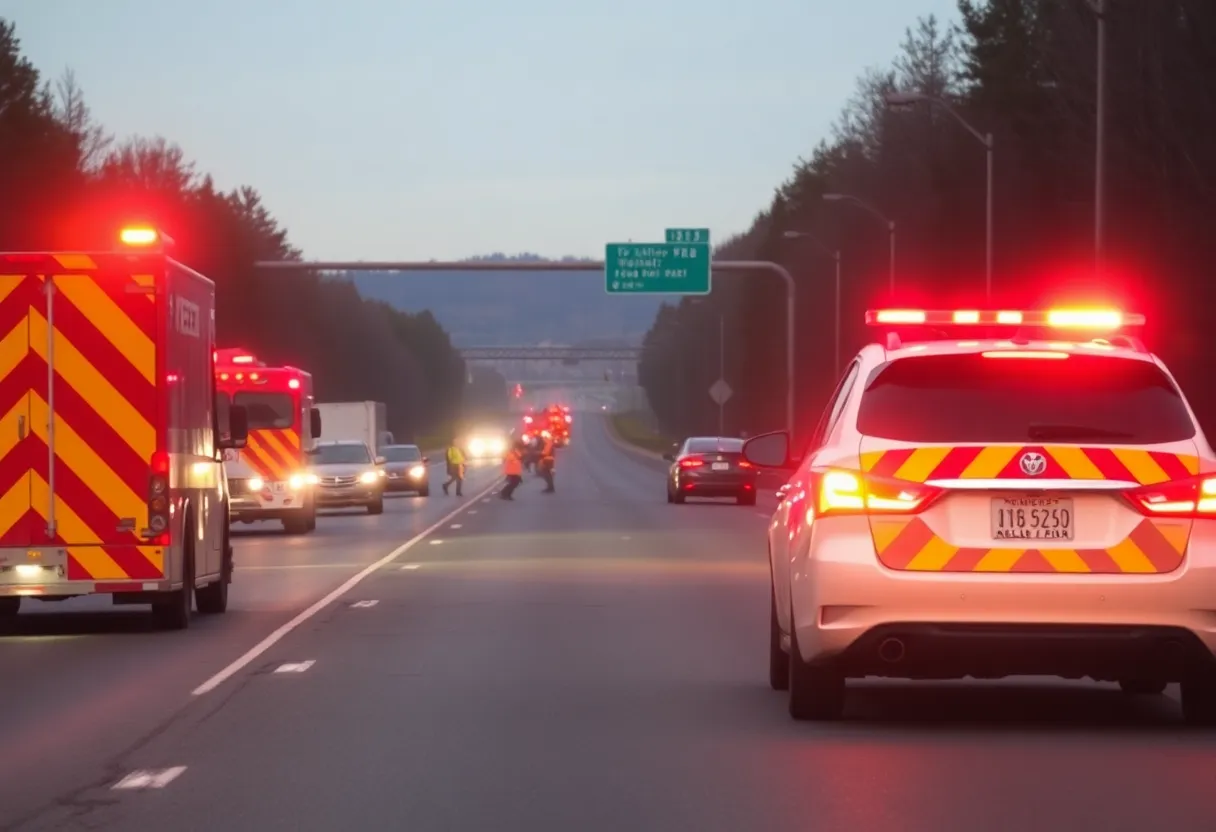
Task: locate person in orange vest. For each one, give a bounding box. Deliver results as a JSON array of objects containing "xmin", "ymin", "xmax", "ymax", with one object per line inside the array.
[
  {"xmin": 539, "ymin": 433, "xmax": 556, "ymax": 493},
  {"xmin": 501, "ymin": 439, "xmax": 525, "ymax": 500}
]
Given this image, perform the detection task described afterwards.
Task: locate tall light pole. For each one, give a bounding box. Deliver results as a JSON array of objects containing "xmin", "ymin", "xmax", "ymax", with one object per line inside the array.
[
  {"xmin": 783, "ymin": 230, "xmax": 843, "ymax": 374},
  {"xmin": 822, "ymin": 194, "xmax": 895, "ymax": 296},
  {"xmin": 1086, "ymin": 0, "xmax": 1107, "ymax": 276},
  {"xmin": 885, "ymin": 91, "xmax": 994, "ymax": 300}
]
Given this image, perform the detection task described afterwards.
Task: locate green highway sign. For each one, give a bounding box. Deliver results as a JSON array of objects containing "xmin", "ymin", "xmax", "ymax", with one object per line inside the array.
[
  {"xmin": 604, "ymin": 241, "xmax": 711, "ymax": 295},
  {"xmin": 665, "ymin": 228, "xmax": 710, "ymax": 244}
]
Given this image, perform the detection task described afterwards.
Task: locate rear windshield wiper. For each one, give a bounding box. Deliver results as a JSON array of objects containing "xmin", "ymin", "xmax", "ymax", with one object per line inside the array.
[{"xmin": 1026, "ymin": 423, "xmax": 1136, "ymax": 441}]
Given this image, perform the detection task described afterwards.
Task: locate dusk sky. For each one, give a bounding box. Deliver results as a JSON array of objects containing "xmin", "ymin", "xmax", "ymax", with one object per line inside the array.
[{"xmin": 7, "ymin": 0, "xmax": 960, "ymax": 260}]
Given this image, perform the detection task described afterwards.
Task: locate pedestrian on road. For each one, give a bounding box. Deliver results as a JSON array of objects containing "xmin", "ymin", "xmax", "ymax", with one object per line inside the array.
[
  {"xmin": 442, "ymin": 442, "xmax": 465, "ymax": 496},
  {"xmin": 501, "ymin": 440, "xmax": 525, "ymax": 500},
  {"xmin": 539, "ymin": 433, "xmax": 556, "ymax": 493}
]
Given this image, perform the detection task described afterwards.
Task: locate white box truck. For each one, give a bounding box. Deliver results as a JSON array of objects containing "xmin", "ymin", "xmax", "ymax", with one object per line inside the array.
[{"xmin": 316, "ymin": 401, "xmax": 393, "ymax": 453}]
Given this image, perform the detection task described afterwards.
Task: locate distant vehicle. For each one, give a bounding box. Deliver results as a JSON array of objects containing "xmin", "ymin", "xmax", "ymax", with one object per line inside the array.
[
  {"xmin": 752, "ymin": 307, "xmax": 1216, "ymax": 726},
  {"xmin": 464, "ymin": 429, "xmax": 507, "ymax": 459},
  {"xmin": 664, "ymin": 437, "xmax": 757, "ymax": 505},
  {"xmin": 381, "ymin": 444, "xmax": 430, "ymax": 496},
  {"xmin": 311, "ymin": 440, "xmax": 386, "ymax": 514}
]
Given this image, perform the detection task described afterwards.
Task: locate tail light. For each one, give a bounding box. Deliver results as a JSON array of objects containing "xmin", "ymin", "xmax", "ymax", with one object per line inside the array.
[
  {"xmin": 678, "ymin": 457, "xmax": 704, "ymax": 469},
  {"xmin": 1125, "ymin": 476, "xmax": 1216, "ymax": 519},
  {"xmin": 807, "ymin": 468, "xmax": 942, "ymax": 524},
  {"xmin": 147, "ymin": 451, "xmax": 171, "ymax": 538},
  {"xmin": 738, "ymin": 459, "xmax": 754, "ymax": 468}
]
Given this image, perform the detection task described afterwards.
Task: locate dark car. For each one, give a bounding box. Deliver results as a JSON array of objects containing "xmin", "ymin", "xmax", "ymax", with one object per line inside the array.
[
  {"xmin": 381, "ymin": 444, "xmax": 430, "ymax": 496},
  {"xmin": 664, "ymin": 436, "xmax": 758, "ymax": 505}
]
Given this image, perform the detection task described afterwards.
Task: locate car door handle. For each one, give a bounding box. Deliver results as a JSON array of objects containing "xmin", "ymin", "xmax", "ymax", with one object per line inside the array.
[{"xmin": 16, "ymin": 415, "xmax": 25, "ymax": 440}]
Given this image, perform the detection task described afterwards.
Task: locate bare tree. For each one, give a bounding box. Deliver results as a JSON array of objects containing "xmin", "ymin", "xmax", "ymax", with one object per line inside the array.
[{"xmin": 53, "ymin": 68, "xmax": 110, "ymax": 171}]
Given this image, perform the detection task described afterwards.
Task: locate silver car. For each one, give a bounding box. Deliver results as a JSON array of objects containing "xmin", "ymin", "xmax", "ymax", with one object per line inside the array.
[
  {"xmin": 310, "ymin": 440, "xmax": 386, "ymax": 515},
  {"xmin": 381, "ymin": 444, "xmax": 430, "ymax": 496}
]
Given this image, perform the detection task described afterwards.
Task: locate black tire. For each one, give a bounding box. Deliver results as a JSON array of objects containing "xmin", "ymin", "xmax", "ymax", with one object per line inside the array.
[
  {"xmin": 738, "ymin": 491, "xmax": 757, "ymax": 506},
  {"xmin": 769, "ymin": 586, "xmax": 789, "ymax": 691},
  {"xmin": 367, "ymin": 495, "xmax": 384, "ymax": 515},
  {"xmin": 788, "ymin": 611, "xmax": 845, "ymax": 721},
  {"xmin": 419, "ymin": 485, "xmax": 430, "ymax": 497},
  {"xmin": 283, "ymin": 509, "xmax": 313, "ymax": 535},
  {"xmin": 1181, "ymin": 666, "xmax": 1216, "ymax": 726},
  {"xmin": 153, "ymin": 522, "xmax": 194, "ymax": 631},
  {"xmin": 1119, "ymin": 679, "xmax": 1167, "ymax": 696},
  {"xmin": 666, "ymin": 487, "xmax": 674, "ymax": 504},
  {"xmin": 0, "ymin": 596, "xmax": 19, "ymax": 617},
  {"xmin": 673, "ymin": 489, "xmax": 686, "ymax": 504}
]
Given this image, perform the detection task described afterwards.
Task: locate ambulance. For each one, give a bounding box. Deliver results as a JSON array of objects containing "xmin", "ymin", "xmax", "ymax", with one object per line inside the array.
[
  {"xmin": 0, "ymin": 226, "xmax": 248, "ymax": 629},
  {"xmin": 215, "ymin": 349, "xmax": 321, "ymax": 534}
]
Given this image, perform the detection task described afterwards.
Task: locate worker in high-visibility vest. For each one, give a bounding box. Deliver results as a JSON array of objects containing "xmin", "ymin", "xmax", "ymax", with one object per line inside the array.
[
  {"xmin": 501, "ymin": 440, "xmax": 525, "ymax": 500},
  {"xmin": 443, "ymin": 442, "xmax": 465, "ymax": 496},
  {"xmin": 539, "ymin": 433, "xmax": 556, "ymax": 493}
]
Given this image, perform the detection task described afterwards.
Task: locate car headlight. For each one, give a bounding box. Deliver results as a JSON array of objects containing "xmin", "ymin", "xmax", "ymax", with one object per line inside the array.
[
  {"xmin": 288, "ymin": 473, "xmax": 318, "ymax": 489},
  {"xmin": 488, "ymin": 438, "xmax": 505, "ymax": 454},
  {"xmin": 248, "ymin": 477, "xmax": 265, "ymax": 492},
  {"xmin": 468, "ymin": 439, "xmax": 485, "ymax": 455},
  {"xmin": 409, "ymin": 465, "xmax": 426, "ymax": 478},
  {"xmin": 359, "ymin": 471, "xmax": 379, "ymax": 484}
]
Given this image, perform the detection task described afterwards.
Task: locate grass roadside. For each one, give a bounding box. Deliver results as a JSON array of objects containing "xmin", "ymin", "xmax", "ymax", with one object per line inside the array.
[{"xmin": 609, "ymin": 411, "xmax": 674, "ymax": 456}]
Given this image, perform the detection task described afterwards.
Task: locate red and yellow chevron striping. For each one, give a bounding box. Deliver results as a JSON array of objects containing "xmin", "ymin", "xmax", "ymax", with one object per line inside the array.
[
  {"xmin": 240, "ymin": 429, "xmax": 301, "ymax": 481},
  {"xmin": 0, "ymin": 257, "xmax": 162, "ymax": 581},
  {"xmin": 860, "ymin": 445, "xmax": 1200, "ymax": 485},
  {"xmin": 871, "ymin": 515, "xmax": 1189, "ymax": 574}
]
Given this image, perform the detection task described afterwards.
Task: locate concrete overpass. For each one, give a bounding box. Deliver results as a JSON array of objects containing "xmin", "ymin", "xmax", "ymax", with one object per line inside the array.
[{"xmin": 459, "ymin": 346, "xmax": 642, "ymax": 361}]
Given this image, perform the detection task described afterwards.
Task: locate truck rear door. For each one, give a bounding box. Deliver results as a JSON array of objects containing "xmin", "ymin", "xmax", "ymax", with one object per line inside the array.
[
  {"xmin": 0, "ymin": 253, "xmax": 160, "ymax": 575},
  {"xmin": 0, "ymin": 263, "xmax": 48, "ymax": 546}
]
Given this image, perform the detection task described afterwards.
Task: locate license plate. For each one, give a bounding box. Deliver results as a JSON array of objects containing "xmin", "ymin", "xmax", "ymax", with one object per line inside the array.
[
  {"xmin": 711, "ymin": 462, "xmax": 729, "ymax": 471},
  {"xmin": 271, "ymin": 482, "xmax": 287, "ymax": 494},
  {"xmin": 991, "ymin": 496, "xmax": 1074, "ymax": 541}
]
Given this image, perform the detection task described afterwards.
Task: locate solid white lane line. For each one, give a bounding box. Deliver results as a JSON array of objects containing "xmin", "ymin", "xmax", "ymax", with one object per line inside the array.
[
  {"xmin": 112, "ymin": 767, "xmax": 187, "ymax": 790},
  {"xmin": 192, "ymin": 475, "xmax": 503, "ymax": 696}
]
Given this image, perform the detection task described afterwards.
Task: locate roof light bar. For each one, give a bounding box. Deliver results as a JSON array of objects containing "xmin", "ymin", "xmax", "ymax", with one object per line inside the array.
[{"xmin": 866, "ymin": 308, "xmax": 1143, "ymax": 329}]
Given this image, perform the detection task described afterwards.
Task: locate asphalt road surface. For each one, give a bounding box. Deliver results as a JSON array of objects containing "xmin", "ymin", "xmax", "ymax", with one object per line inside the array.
[{"xmin": 3, "ymin": 418, "xmax": 1216, "ymax": 831}]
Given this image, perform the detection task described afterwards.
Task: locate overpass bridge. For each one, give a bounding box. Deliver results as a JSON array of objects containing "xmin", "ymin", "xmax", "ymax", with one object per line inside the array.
[{"xmin": 458, "ymin": 346, "xmax": 642, "ymax": 361}]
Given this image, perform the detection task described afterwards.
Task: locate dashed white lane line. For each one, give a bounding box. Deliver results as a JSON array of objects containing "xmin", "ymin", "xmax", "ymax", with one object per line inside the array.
[
  {"xmin": 113, "ymin": 767, "xmax": 187, "ymax": 790},
  {"xmin": 450, "ymin": 523, "xmax": 463, "ymax": 529},
  {"xmin": 467, "ymin": 510, "xmax": 478, "ymax": 515},
  {"xmin": 481, "ymin": 498, "xmax": 491, "ymax": 503},
  {"xmin": 429, "ymin": 540, "xmax": 444, "ymax": 545},
  {"xmin": 191, "ymin": 474, "xmax": 503, "ymax": 696},
  {"xmin": 351, "ymin": 600, "xmax": 379, "ymax": 608},
  {"xmin": 400, "ymin": 564, "xmax": 421, "ymax": 570},
  {"xmin": 274, "ymin": 660, "xmax": 316, "ymax": 674}
]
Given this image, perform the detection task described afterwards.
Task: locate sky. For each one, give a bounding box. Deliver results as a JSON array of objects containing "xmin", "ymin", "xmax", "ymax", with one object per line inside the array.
[{"xmin": 5, "ymin": 0, "xmax": 961, "ymax": 261}]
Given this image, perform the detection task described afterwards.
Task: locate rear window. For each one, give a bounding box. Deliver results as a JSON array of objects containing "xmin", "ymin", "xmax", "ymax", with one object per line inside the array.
[
  {"xmin": 857, "ymin": 354, "xmax": 1196, "ymax": 444},
  {"xmin": 686, "ymin": 438, "xmax": 745, "ymax": 454}
]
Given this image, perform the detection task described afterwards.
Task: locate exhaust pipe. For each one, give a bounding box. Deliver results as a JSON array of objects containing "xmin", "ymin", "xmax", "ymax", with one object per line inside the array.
[{"xmin": 878, "ymin": 637, "xmax": 906, "ymax": 664}]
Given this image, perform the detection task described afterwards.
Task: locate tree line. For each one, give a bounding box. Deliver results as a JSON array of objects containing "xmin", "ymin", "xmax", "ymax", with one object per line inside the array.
[
  {"xmin": 639, "ymin": 0, "xmax": 1216, "ymax": 443},
  {"xmin": 0, "ymin": 18, "xmax": 476, "ymax": 442}
]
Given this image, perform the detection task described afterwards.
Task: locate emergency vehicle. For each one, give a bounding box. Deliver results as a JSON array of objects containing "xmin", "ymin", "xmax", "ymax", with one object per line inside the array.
[
  {"xmin": 0, "ymin": 227, "xmax": 248, "ymax": 629},
  {"xmin": 745, "ymin": 308, "xmax": 1216, "ymax": 725},
  {"xmin": 215, "ymin": 348, "xmax": 322, "ymax": 534},
  {"xmin": 536, "ymin": 404, "xmax": 571, "ymax": 447}
]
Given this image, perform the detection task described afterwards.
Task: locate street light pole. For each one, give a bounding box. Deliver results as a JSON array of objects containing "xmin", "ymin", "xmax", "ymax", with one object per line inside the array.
[
  {"xmin": 783, "ymin": 230, "xmax": 843, "ymax": 374},
  {"xmin": 1091, "ymin": 0, "xmax": 1107, "ymax": 275},
  {"xmin": 821, "ymin": 194, "xmax": 895, "ymax": 296},
  {"xmin": 884, "ymin": 91, "xmax": 994, "ymax": 299}
]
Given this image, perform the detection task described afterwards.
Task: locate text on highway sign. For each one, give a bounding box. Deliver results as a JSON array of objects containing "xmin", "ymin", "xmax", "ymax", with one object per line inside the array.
[{"xmin": 605, "ymin": 228, "xmax": 711, "ymax": 295}]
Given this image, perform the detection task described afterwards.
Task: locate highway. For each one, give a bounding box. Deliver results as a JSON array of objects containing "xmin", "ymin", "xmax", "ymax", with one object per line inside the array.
[{"xmin": 2, "ymin": 417, "xmax": 1215, "ymax": 831}]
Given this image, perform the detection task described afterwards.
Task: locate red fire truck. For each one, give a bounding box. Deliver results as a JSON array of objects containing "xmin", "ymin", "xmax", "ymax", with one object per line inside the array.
[
  {"xmin": 215, "ymin": 348, "xmax": 322, "ymax": 534},
  {"xmin": 0, "ymin": 226, "xmax": 248, "ymax": 629}
]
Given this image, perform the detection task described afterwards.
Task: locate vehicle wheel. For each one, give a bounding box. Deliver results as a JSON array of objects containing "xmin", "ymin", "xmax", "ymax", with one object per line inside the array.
[
  {"xmin": 666, "ymin": 486, "xmax": 674, "ymax": 503},
  {"xmin": 788, "ymin": 611, "xmax": 845, "ymax": 721},
  {"xmin": 367, "ymin": 495, "xmax": 384, "ymax": 515},
  {"xmin": 283, "ymin": 510, "xmax": 313, "ymax": 535},
  {"xmin": 738, "ymin": 491, "xmax": 757, "ymax": 506},
  {"xmin": 673, "ymin": 490, "xmax": 686, "ymax": 504},
  {"xmin": 769, "ymin": 586, "xmax": 789, "ymax": 691},
  {"xmin": 0, "ymin": 597, "xmax": 19, "ymax": 617},
  {"xmin": 195, "ymin": 534, "xmax": 230, "ymax": 616},
  {"xmin": 419, "ymin": 486, "xmax": 430, "ymax": 497},
  {"xmin": 1181, "ymin": 665, "xmax": 1216, "ymax": 726},
  {"xmin": 1119, "ymin": 679, "xmax": 1167, "ymax": 695},
  {"xmin": 153, "ymin": 523, "xmax": 194, "ymax": 631}
]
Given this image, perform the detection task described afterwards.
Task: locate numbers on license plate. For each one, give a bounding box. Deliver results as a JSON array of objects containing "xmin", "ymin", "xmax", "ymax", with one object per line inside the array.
[
  {"xmin": 711, "ymin": 462, "xmax": 729, "ymax": 471},
  {"xmin": 991, "ymin": 497, "xmax": 1074, "ymax": 541},
  {"xmin": 271, "ymin": 482, "xmax": 287, "ymax": 493}
]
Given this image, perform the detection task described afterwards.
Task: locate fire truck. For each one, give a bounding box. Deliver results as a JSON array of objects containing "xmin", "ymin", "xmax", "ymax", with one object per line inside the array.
[
  {"xmin": 542, "ymin": 404, "xmax": 572, "ymax": 447},
  {"xmin": 0, "ymin": 226, "xmax": 249, "ymax": 629},
  {"xmin": 215, "ymin": 348, "xmax": 321, "ymax": 534}
]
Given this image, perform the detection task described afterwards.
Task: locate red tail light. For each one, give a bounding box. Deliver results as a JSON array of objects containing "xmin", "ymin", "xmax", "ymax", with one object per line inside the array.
[
  {"xmin": 151, "ymin": 450, "xmax": 170, "ymax": 475},
  {"xmin": 1125, "ymin": 476, "xmax": 1216, "ymax": 519},
  {"xmin": 678, "ymin": 457, "xmax": 704, "ymax": 469},
  {"xmin": 807, "ymin": 469, "xmax": 943, "ymax": 523},
  {"xmin": 738, "ymin": 459, "xmax": 753, "ymax": 468}
]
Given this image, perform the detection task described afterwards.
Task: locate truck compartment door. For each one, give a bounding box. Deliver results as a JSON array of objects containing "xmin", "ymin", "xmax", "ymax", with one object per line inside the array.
[{"xmin": 0, "ymin": 273, "xmax": 41, "ymax": 546}]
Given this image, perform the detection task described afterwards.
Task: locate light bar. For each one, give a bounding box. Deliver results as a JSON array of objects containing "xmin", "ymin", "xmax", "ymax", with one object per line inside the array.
[
  {"xmin": 119, "ymin": 226, "xmax": 160, "ymax": 246},
  {"xmin": 865, "ymin": 308, "xmax": 1143, "ymax": 329},
  {"xmin": 230, "ymin": 355, "xmax": 255, "ymax": 364}
]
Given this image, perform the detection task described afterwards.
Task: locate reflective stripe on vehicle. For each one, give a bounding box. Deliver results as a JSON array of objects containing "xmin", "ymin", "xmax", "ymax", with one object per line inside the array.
[{"xmin": 860, "ymin": 446, "xmax": 1200, "ymax": 485}]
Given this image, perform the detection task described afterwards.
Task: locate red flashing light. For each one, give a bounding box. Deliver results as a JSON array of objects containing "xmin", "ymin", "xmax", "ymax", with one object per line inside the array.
[
  {"xmin": 982, "ymin": 350, "xmax": 1070, "ymax": 359},
  {"xmin": 865, "ymin": 308, "xmax": 1142, "ymax": 330},
  {"xmin": 119, "ymin": 226, "xmax": 160, "ymax": 247},
  {"xmin": 151, "ymin": 450, "xmax": 170, "ymax": 475},
  {"xmin": 235, "ymin": 373, "xmax": 244, "ymax": 381},
  {"xmin": 231, "ymin": 355, "xmax": 255, "ymax": 364},
  {"xmin": 288, "ymin": 378, "xmax": 300, "ymax": 390},
  {"xmin": 249, "ymin": 372, "xmax": 260, "ymax": 381},
  {"xmin": 679, "ymin": 457, "xmax": 704, "ymax": 469}
]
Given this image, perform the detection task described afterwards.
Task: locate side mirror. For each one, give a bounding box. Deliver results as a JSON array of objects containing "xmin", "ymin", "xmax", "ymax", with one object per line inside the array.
[
  {"xmin": 310, "ymin": 407, "xmax": 322, "ymax": 438},
  {"xmin": 743, "ymin": 430, "xmax": 794, "ymax": 469},
  {"xmin": 662, "ymin": 453, "xmax": 675, "ymax": 461},
  {"xmin": 220, "ymin": 405, "xmax": 249, "ymax": 449},
  {"xmin": 375, "ymin": 455, "xmax": 387, "ymax": 466}
]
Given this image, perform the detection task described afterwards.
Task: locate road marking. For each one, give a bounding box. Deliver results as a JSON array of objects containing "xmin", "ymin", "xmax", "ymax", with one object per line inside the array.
[
  {"xmin": 450, "ymin": 523, "xmax": 463, "ymax": 529},
  {"xmin": 430, "ymin": 539, "xmax": 444, "ymax": 545},
  {"xmin": 351, "ymin": 600, "xmax": 379, "ymax": 608},
  {"xmin": 191, "ymin": 475, "xmax": 503, "ymax": 696},
  {"xmin": 113, "ymin": 767, "xmax": 187, "ymax": 790},
  {"xmin": 274, "ymin": 660, "xmax": 316, "ymax": 673},
  {"xmin": 237, "ymin": 564, "xmax": 361, "ymax": 571},
  {"xmin": 400, "ymin": 564, "xmax": 421, "ymax": 570},
  {"xmin": 467, "ymin": 510, "xmax": 478, "ymax": 515},
  {"xmin": 482, "ymin": 498, "xmax": 491, "ymax": 503}
]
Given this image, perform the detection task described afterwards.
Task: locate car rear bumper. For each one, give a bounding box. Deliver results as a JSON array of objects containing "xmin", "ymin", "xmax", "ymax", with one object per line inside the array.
[
  {"xmin": 791, "ymin": 516, "xmax": 1216, "ymax": 679},
  {"xmin": 317, "ymin": 486, "xmax": 381, "ymax": 506},
  {"xmin": 675, "ymin": 473, "xmax": 757, "ymax": 497},
  {"xmin": 0, "ymin": 544, "xmax": 175, "ymax": 598}
]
